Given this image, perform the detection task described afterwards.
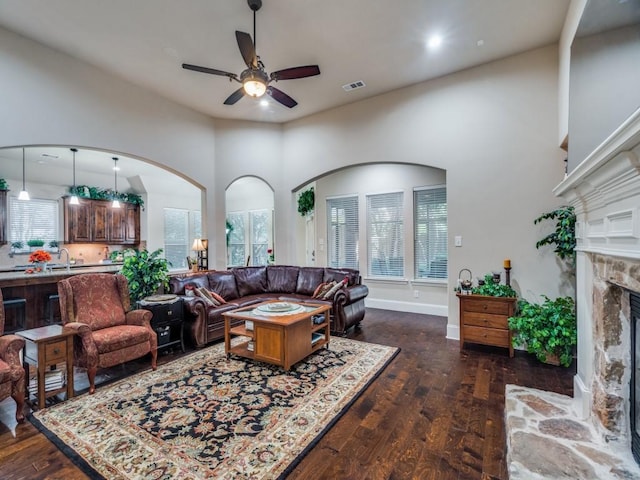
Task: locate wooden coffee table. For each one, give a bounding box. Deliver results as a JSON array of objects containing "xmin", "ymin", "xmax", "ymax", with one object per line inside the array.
[{"xmin": 223, "ymin": 301, "xmax": 331, "ymax": 370}]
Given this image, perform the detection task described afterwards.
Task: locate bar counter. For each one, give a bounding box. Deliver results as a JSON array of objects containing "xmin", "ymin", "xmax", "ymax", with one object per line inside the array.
[{"xmin": 0, "ymin": 264, "xmax": 121, "ymax": 331}]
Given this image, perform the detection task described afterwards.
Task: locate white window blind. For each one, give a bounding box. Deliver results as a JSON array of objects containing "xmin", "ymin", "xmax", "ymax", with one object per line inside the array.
[
  {"xmin": 367, "ymin": 192, "xmax": 404, "ymax": 277},
  {"xmin": 250, "ymin": 209, "xmax": 270, "ymax": 265},
  {"xmin": 414, "ymin": 186, "xmax": 447, "ymax": 279},
  {"xmin": 164, "ymin": 208, "xmax": 188, "ymax": 270},
  {"xmin": 227, "ymin": 212, "xmax": 245, "ymax": 267},
  {"xmin": 9, "ymin": 197, "xmax": 59, "ymax": 249},
  {"xmin": 327, "ymin": 196, "xmax": 359, "ymax": 269}
]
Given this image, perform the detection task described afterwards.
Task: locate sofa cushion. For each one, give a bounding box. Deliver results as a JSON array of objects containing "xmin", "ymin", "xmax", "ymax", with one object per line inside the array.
[
  {"xmin": 233, "ymin": 266, "xmax": 268, "ymax": 297},
  {"xmin": 296, "ymin": 267, "xmax": 325, "ymax": 296},
  {"xmin": 324, "ymin": 268, "xmax": 359, "ymax": 287},
  {"xmin": 169, "ymin": 273, "xmax": 210, "ymax": 295},
  {"xmin": 267, "ymin": 266, "xmax": 299, "ymax": 293},
  {"xmin": 207, "ymin": 271, "xmax": 240, "ymax": 300}
]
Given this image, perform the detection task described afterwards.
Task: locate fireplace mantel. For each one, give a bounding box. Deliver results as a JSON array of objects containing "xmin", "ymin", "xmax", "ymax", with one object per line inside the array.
[{"xmin": 553, "ymin": 107, "xmax": 640, "ymax": 457}]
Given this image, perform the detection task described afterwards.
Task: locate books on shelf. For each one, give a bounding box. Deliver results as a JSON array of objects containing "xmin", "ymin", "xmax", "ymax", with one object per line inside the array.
[
  {"xmin": 28, "ymin": 364, "xmax": 66, "ymax": 395},
  {"xmin": 311, "ymin": 332, "xmax": 324, "ymax": 346}
]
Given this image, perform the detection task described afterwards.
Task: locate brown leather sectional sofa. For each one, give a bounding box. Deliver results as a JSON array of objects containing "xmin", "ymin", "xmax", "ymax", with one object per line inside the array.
[{"xmin": 168, "ymin": 265, "xmax": 369, "ymax": 348}]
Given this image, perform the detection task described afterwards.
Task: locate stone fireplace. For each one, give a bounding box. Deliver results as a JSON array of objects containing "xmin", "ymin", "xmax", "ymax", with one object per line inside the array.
[
  {"xmin": 557, "ymin": 107, "xmax": 640, "ymax": 456},
  {"xmin": 506, "ymin": 109, "xmax": 640, "ymax": 479}
]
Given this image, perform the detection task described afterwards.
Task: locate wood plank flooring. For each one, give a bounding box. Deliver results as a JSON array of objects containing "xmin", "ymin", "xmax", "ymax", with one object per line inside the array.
[{"xmin": 0, "ymin": 308, "xmax": 574, "ymax": 479}]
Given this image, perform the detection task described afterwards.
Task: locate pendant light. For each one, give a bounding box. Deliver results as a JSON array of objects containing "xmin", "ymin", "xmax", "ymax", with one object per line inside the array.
[
  {"xmin": 112, "ymin": 157, "xmax": 121, "ymax": 208},
  {"xmin": 18, "ymin": 148, "xmax": 30, "ymax": 201},
  {"xmin": 69, "ymin": 148, "xmax": 79, "ymax": 205}
]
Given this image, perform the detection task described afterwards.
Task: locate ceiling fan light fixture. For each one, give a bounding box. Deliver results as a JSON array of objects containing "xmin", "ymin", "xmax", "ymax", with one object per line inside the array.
[{"xmin": 241, "ymin": 69, "xmax": 268, "ymax": 97}]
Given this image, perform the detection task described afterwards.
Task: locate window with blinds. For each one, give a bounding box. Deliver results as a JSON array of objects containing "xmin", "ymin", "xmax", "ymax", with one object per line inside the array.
[
  {"xmin": 414, "ymin": 186, "xmax": 447, "ymax": 279},
  {"xmin": 164, "ymin": 208, "xmax": 189, "ymax": 270},
  {"xmin": 327, "ymin": 196, "xmax": 359, "ymax": 269},
  {"xmin": 367, "ymin": 192, "xmax": 404, "ymax": 277},
  {"xmin": 250, "ymin": 209, "xmax": 270, "ymax": 265},
  {"xmin": 9, "ymin": 197, "xmax": 59, "ymax": 250},
  {"xmin": 227, "ymin": 212, "xmax": 246, "ymax": 267}
]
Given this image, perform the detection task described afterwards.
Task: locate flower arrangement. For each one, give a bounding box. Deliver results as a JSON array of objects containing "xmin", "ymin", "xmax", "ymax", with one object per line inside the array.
[
  {"xmin": 29, "ymin": 249, "xmax": 52, "ymax": 264},
  {"xmin": 267, "ymin": 248, "xmax": 274, "ymax": 264}
]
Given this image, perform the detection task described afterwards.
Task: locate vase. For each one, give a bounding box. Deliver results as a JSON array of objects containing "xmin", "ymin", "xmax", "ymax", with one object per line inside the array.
[{"xmin": 33, "ymin": 262, "xmax": 48, "ymax": 273}]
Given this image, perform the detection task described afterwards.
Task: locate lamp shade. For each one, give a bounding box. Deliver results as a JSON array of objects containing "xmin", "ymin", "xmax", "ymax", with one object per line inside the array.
[{"xmin": 192, "ymin": 239, "xmax": 205, "ymax": 252}]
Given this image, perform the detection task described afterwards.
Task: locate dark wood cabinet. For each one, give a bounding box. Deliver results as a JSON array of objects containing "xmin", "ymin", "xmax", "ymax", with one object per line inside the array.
[
  {"xmin": 139, "ymin": 299, "xmax": 185, "ymax": 353},
  {"xmin": 64, "ymin": 197, "xmax": 140, "ymax": 245},
  {"xmin": 124, "ymin": 203, "xmax": 140, "ymax": 244},
  {"xmin": 457, "ymin": 293, "xmax": 516, "ymax": 357},
  {"xmin": 0, "ymin": 190, "xmax": 6, "ymax": 245},
  {"xmin": 109, "ymin": 206, "xmax": 126, "ymax": 244},
  {"xmin": 64, "ymin": 198, "xmax": 92, "ymax": 243}
]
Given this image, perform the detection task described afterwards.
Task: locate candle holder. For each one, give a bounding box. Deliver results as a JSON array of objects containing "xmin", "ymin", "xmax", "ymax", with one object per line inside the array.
[{"xmin": 505, "ymin": 267, "xmax": 512, "ymax": 286}]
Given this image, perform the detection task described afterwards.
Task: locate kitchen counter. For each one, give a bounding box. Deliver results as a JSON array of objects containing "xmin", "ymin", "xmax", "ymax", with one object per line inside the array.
[
  {"xmin": 0, "ymin": 264, "xmax": 123, "ymax": 331},
  {"xmin": 0, "ymin": 264, "xmax": 121, "ymax": 287}
]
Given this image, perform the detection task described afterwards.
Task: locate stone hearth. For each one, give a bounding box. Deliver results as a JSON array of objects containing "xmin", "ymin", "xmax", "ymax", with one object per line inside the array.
[{"xmin": 506, "ymin": 385, "xmax": 640, "ymax": 479}]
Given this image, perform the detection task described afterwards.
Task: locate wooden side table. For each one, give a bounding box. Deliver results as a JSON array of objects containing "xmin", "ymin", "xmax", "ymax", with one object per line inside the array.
[
  {"xmin": 139, "ymin": 298, "xmax": 185, "ymax": 353},
  {"xmin": 17, "ymin": 325, "xmax": 75, "ymax": 410}
]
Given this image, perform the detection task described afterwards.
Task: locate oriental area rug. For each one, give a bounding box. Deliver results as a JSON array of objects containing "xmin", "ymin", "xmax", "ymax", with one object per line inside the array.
[{"xmin": 30, "ymin": 337, "xmax": 399, "ymax": 480}]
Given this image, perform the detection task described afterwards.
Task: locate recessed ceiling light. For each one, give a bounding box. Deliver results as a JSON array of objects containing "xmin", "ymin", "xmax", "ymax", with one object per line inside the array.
[
  {"xmin": 260, "ymin": 99, "xmax": 269, "ymax": 107},
  {"xmin": 427, "ymin": 35, "xmax": 442, "ymax": 49},
  {"xmin": 477, "ymin": 39, "xmax": 485, "ymax": 47}
]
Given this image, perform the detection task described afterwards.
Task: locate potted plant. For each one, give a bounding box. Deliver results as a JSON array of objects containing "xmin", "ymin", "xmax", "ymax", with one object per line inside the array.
[
  {"xmin": 297, "ymin": 187, "xmax": 314, "ymax": 217},
  {"xmin": 534, "ymin": 206, "xmax": 576, "ymax": 262},
  {"xmin": 471, "ymin": 273, "xmax": 517, "ymax": 298},
  {"xmin": 508, "ymin": 295, "xmax": 576, "ymax": 367},
  {"xmin": 119, "ymin": 248, "xmax": 170, "ymax": 303},
  {"xmin": 27, "ymin": 239, "xmax": 46, "ymax": 249},
  {"xmin": 0, "ymin": 178, "xmax": 8, "ymax": 190}
]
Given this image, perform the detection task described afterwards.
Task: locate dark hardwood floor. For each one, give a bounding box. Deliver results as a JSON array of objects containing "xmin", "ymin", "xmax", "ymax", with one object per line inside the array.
[{"xmin": 0, "ymin": 308, "xmax": 574, "ymax": 479}]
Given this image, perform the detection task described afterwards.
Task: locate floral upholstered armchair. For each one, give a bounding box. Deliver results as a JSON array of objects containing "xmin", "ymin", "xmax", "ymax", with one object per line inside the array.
[
  {"xmin": 57, "ymin": 273, "xmax": 157, "ymax": 394},
  {"xmin": 0, "ymin": 289, "xmax": 26, "ymax": 423}
]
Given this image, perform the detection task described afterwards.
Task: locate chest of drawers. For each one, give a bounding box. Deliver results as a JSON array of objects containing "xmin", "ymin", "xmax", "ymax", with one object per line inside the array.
[{"xmin": 457, "ymin": 293, "xmax": 516, "ymax": 357}]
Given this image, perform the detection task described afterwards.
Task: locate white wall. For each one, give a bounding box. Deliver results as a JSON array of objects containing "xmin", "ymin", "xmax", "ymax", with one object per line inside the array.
[
  {"xmin": 0, "ymin": 25, "xmax": 568, "ymax": 340},
  {"xmin": 282, "ymin": 46, "xmax": 567, "ymax": 337},
  {"xmin": 0, "ymin": 27, "xmax": 217, "ymax": 253}
]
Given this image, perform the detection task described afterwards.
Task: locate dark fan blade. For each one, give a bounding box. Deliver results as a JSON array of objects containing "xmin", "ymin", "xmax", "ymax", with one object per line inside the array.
[
  {"xmin": 267, "ymin": 86, "xmax": 297, "ymax": 108},
  {"xmin": 235, "ymin": 31, "xmax": 257, "ymax": 69},
  {"xmin": 270, "ymin": 65, "xmax": 320, "ymax": 81},
  {"xmin": 224, "ymin": 87, "xmax": 246, "ymax": 105},
  {"xmin": 182, "ymin": 63, "xmax": 238, "ymax": 79}
]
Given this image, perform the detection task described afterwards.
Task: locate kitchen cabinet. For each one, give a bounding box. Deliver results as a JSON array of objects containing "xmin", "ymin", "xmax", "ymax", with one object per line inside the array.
[
  {"xmin": 64, "ymin": 197, "xmax": 140, "ymax": 245},
  {"xmin": 457, "ymin": 293, "xmax": 516, "ymax": 357}
]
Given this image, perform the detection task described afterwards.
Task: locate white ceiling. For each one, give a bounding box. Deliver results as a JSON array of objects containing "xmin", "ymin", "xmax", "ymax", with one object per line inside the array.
[
  {"xmin": 2, "ymin": 0, "xmax": 637, "ymax": 188},
  {"xmin": 0, "ymin": 0, "xmax": 572, "ymax": 124}
]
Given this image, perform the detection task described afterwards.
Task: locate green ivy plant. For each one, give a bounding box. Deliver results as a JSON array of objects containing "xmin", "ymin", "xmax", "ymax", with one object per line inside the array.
[
  {"xmin": 471, "ymin": 273, "xmax": 517, "ymax": 297},
  {"xmin": 508, "ymin": 296, "xmax": 576, "ymax": 367},
  {"xmin": 69, "ymin": 185, "xmax": 145, "ymax": 209},
  {"xmin": 297, "ymin": 188, "xmax": 315, "ymax": 217},
  {"xmin": 0, "ymin": 178, "xmax": 8, "ymax": 190},
  {"xmin": 534, "ymin": 206, "xmax": 576, "ymax": 262},
  {"xmin": 119, "ymin": 248, "xmax": 170, "ymax": 303}
]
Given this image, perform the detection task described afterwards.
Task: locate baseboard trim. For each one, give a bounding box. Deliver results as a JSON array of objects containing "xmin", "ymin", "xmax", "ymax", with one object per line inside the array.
[
  {"xmin": 364, "ymin": 298, "xmax": 448, "ymax": 317},
  {"xmin": 446, "ymin": 323, "xmax": 460, "ymax": 341}
]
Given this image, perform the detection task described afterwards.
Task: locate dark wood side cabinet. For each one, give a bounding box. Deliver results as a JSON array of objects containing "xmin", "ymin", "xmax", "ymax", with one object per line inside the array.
[
  {"xmin": 0, "ymin": 190, "xmax": 6, "ymax": 245},
  {"xmin": 457, "ymin": 293, "xmax": 516, "ymax": 357},
  {"xmin": 64, "ymin": 197, "xmax": 140, "ymax": 245},
  {"xmin": 139, "ymin": 298, "xmax": 185, "ymax": 353}
]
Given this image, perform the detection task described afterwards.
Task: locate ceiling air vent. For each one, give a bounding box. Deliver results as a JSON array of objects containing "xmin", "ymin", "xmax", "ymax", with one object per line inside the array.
[{"xmin": 342, "ymin": 80, "xmax": 366, "ymax": 92}]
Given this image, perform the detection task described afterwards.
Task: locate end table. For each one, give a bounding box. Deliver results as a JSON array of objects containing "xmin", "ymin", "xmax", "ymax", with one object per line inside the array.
[
  {"xmin": 139, "ymin": 297, "xmax": 185, "ymax": 353},
  {"xmin": 17, "ymin": 325, "xmax": 76, "ymax": 410}
]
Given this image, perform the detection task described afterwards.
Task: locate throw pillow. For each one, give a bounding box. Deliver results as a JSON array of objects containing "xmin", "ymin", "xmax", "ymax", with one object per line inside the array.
[
  {"xmin": 208, "ymin": 290, "xmax": 226, "ymax": 305},
  {"xmin": 323, "ymin": 277, "xmax": 348, "ymax": 300},
  {"xmin": 184, "ymin": 284, "xmax": 196, "ymax": 297},
  {"xmin": 195, "ymin": 287, "xmax": 218, "ymax": 307},
  {"xmin": 313, "ymin": 281, "xmax": 335, "ymax": 299}
]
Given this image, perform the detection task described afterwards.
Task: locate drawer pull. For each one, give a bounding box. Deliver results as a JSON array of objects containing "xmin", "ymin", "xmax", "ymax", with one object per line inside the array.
[
  {"xmin": 53, "ymin": 348, "xmax": 60, "ymax": 355},
  {"xmin": 167, "ymin": 310, "xmax": 173, "ymax": 316}
]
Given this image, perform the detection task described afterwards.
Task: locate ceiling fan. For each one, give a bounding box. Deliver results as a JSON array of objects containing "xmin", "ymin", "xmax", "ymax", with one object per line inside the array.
[{"xmin": 182, "ymin": 0, "xmax": 320, "ymax": 108}]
